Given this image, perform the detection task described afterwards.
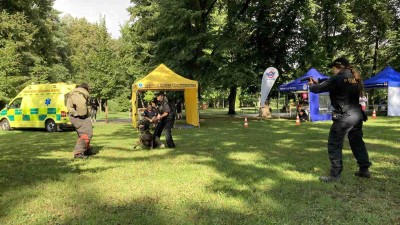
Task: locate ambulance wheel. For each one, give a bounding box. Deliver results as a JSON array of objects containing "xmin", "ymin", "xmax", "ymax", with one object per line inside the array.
[
  {"xmin": 45, "ymin": 119, "xmax": 57, "ymax": 132},
  {"xmin": 1, "ymin": 119, "xmax": 11, "ymax": 131}
]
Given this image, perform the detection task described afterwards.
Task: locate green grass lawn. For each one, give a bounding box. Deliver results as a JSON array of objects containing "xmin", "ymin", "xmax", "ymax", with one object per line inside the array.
[{"xmin": 0, "ymin": 111, "xmax": 399, "ymax": 224}]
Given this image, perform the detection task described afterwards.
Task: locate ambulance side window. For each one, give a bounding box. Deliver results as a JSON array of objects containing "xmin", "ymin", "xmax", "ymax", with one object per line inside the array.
[{"xmin": 9, "ymin": 98, "xmax": 22, "ymax": 109}]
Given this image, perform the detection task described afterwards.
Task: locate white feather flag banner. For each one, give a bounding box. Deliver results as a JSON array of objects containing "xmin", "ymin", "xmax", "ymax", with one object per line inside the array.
[{"xmin": 260, "ymin": 67, "xmax": 279, "ymax": 107}]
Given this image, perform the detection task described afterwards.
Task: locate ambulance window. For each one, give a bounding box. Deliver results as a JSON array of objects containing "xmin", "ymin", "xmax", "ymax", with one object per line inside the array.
[{"xmin": 9, "ymin": 98, "xmax": 22, "ymax": 109}]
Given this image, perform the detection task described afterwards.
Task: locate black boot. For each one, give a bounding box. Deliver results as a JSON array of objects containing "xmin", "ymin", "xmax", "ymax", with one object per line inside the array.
[
  {"xmin": 320, "ymin": 167, "xmax": 341, "ymax": 183},
  {"xmin": 84, "ymin": 147, "xmax": 96, "ymax": 156},
  {"xmin": 355, "ymin": 167, "xmax": 371, "ymax": 178}
]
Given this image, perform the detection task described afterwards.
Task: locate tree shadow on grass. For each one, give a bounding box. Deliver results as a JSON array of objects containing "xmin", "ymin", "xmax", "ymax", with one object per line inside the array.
[
  {"xmin": 1, "ymin": 116, "xmax": 399, "ymax": 224},
  {"xmin": 0, "ymin": 130, "xmax": 113, "ymax": 220},
  {"xmin": 95, "ymin": 116, "xmax": 400, "ymax": 224},
  {"xmin": 58, "ymin": 191, "xmax": 171, "ymax": 225}
]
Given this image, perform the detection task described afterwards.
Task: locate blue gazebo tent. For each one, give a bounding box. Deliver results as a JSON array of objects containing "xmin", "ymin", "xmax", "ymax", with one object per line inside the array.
[
  {"xmin": 364, "ymin": 66, "xmax": 400, "ymax": 116},
  {"xmin": 364, "ymin": 66, "xmax": 400, "ymax": 88},
  {"xmin": 279, "ymin": 68, "xmax": 329, "ymax": 92},
  {"xmin": 279, "ymin": 68, "xmax": 332, "ymax": 121}
]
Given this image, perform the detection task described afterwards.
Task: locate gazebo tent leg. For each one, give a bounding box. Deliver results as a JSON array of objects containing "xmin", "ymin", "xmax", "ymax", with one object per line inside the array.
[{"xmin": 278, "ymin": 92, "xmax": 280, "ymax": 119}]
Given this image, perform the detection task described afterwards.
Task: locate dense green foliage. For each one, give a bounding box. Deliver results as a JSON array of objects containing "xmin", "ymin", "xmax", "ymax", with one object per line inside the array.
[
  {"xmin": 0, "ymin": 1, "xmax": 399, "ymax": 111},
  {"xmin": 0, "ymin": 2, "xmax": 133, "ymax": 107},
  {"xmin": 126, "ymin": 0, "xmax": 400, "ymax": 112}
]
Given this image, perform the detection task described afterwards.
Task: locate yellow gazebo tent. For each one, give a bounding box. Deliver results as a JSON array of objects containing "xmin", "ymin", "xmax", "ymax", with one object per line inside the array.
[{"xmin": 131, "ymin": 64, "xmax": 199, "ymax": 128}]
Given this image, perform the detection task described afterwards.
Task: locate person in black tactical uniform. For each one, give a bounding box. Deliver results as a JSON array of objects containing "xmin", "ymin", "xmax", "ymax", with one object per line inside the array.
[
  {"xmin": 308, "ymin": 57, "xmax": 371, "ymax": 182},
  {"xmin": 153, "ymin": 92, "xmax": 176, "ymax": 148}
]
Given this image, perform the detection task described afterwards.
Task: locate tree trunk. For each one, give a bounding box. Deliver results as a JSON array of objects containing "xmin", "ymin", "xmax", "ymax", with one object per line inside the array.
[
  {"xmin": 98, "ymin": 98, "xmax": 102, "ymax": 113},
  {"xmin": 373, "ymin": 33, "xmax": 379, "ymax": 73},
  {"xmin": 227, "ymin": 85, "xmax": 237, "ymax": 115},
  {"xmin": 105, "ymin": 100, "xmax": 109, "ymax": 123}
]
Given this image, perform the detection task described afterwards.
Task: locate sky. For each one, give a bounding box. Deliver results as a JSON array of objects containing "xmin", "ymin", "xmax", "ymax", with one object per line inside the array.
[{"xmin": 53, "ymin": 0, "xmax": 132, "ymax": 39}]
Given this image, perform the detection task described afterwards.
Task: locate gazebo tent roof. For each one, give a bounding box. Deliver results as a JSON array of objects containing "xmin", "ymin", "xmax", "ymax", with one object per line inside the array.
[
  {"xmin": 364, "ymin": 66, "xmax": 400, "ymax": 88},
  {"xmin": 133, "ymin": 64, "xmax": 197, "ymax": 91},
  {"xmin": 131, "ymin": 64, "xmax": 199, "ymax": 128},
  {"xmin": 279, "ymin": 68, "xmax": 329, "ymax": 92}
]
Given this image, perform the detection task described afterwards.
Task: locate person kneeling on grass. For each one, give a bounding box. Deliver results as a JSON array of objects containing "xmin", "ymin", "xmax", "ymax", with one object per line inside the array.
[
  {"xmin": 143, "ymin": 103, "xmax": 157, "ymax": 128},
  {"xmin": 298, "ymin": 109, "xmax": 308, "ymax": 122}
]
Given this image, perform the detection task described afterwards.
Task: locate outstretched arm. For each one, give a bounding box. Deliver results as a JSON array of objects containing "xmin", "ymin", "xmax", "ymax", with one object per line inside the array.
[{"xmin": 309, "ymin": 78, "xmax": 336, "ymax": 93}]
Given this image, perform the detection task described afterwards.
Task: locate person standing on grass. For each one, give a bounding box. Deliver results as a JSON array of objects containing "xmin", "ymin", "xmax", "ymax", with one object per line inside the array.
[
  {"xmin": 175, "ymin": 99, "xmax": 183, "ymax": 120},
  {"xmin": 89, "ymin": 98, "xmax": 99, "ymax": 122},
  {"xmin": 66, "ymin": 83, "xmax": 94, "ymax": 159},
  {"xmin": 308, "ymin": 57, "xmax": 371, "ymax": 182},
  {"xmin": 359, "ymin": 95, "xmax": 367, "ymax": 111},
  {"xmin": 153, "ymin": 92, "xmax": 175, "ymax": 148}
]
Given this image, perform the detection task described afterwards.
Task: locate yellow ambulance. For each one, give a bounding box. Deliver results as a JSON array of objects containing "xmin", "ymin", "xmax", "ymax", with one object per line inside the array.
[{"xmin": 0, "ymin": 83, "xmax": 76, "ymax": 132}]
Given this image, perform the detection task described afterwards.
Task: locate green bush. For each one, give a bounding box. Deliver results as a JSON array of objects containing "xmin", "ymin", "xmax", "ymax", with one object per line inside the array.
[
  {"xmin": 107, "ymin": 95, "xmax": 131, "ymax": 113},
  {"xmin": 106, "ymin": 100, "xmax": 120, "ymax": 113}
]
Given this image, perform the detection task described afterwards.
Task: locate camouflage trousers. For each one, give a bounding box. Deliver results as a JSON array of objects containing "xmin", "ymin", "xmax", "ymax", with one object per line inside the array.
[{"xmin": 69, "ymin": 116, "xmax": 93, "ymax": 154}]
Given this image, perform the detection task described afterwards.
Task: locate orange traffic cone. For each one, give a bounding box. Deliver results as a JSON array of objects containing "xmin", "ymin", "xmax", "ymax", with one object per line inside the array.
[
  {"xmin": 244, "ymin": 116, "xmax": 249, "ymax": 128},
  {"xmin": 372, "ymin": 109, "xmax": 377, "ymax": 119},
  {"xmin": 296, "ymin": 114, "xmax": 301, "ymax": 125}
]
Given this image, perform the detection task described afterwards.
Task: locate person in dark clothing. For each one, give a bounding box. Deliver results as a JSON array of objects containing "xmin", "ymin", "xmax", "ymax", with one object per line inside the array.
[
  {"xmin": 309, "ymin": 57, "xmax": 371, "ymax": 182},
  {"xmin": 298, "ymin": 109, "xmax": 308, "ymax": 122},
  {"xmin": 176, "ymin": 100, "xmax": 183, "ymax": 120},
  {"xmin": 153, "ymin": 92, "xmax": 176, "ymax": 148},
  {"xmin": 89, "ymin": 98, "xmax": 99, "ymax": 122},
  {"xmin": 143, "ymin": 103, "xmax": 157, "ymax": 124}
]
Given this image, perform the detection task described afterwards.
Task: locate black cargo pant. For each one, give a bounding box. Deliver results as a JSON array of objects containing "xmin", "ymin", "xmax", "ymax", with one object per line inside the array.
[
  {"xmin": 328, "ymin": 108, "xmax": 371, "ymax": 176},
  {"xmin": 153, "ymin": 117, "xmax": 175, "ymax": 148}
]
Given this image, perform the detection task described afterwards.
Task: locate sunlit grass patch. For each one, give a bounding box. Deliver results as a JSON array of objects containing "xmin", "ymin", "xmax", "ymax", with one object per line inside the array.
[{"xmin": 0, "ymin": 114, "xmax": 399, "ymax": 224}]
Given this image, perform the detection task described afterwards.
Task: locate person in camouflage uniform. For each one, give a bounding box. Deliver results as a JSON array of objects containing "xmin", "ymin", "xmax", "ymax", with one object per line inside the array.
[{"xmin": 66, "ymin": 83, "xmax": 93, "ymax": 159}]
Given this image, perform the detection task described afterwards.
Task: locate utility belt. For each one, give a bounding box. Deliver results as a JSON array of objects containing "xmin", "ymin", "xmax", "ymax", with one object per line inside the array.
[
  {"xmin": 332, "ymin": 104, "xmax": 366, "ymax": 121},
  {"xmin": 332, "ymin": 110, "xmax": 348, "ymax": 121},
  {"xmin": 71, "ymin": 115, "xmax": 89, "ymax": 119},
  {"xmin": 332, "ymin": 104, "xmax": 360, "ymax": 114}
]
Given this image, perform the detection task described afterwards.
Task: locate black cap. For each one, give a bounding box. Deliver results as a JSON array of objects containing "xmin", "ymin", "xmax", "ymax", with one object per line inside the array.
[
  {"xmin": 155, "ymin": 91, "xmax": 165, "ymax": 96},
  {"xmin": 327, "ymin": 57, "xmax": 350, "ymax": 68}
]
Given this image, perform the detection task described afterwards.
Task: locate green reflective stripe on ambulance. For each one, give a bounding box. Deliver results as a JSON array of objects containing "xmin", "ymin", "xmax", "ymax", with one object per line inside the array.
[
  {"xmin": 39, "ymin": 115, "xmax": 47, "ymax": 121},
  {"xmin": 23, "ymin": 115, "xmax": 30, "ymax": 121},
  {"xmin": 7, "ymin": 115, "xmax": 14, "ymax": 121},
  {"xmin": 47, "ymin": 108, "xmax": 56, "ymax": 114},
  {"xmin": 56, "ymin": 114, "xmax": 61, "ymax": 121},
  {"xmin": 30, "ymin": 108, "xmax": 39, "ymax": 114},
  {"xmin": 0, "ymin": 110, "xmax": 6, "ymax": 116},
  {"xmin": 14, "ymin": 109, "xmax": 22, "ymax": 115}
]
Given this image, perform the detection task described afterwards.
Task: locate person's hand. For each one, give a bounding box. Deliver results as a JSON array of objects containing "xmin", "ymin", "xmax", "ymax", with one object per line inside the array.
[
  {"xmin": 308, "ymin": 77, "xmax": 318, "ymax": 84},
  {"xmin": 157, "ymin": 115, "xmax": 161, "ymax": 120}
]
